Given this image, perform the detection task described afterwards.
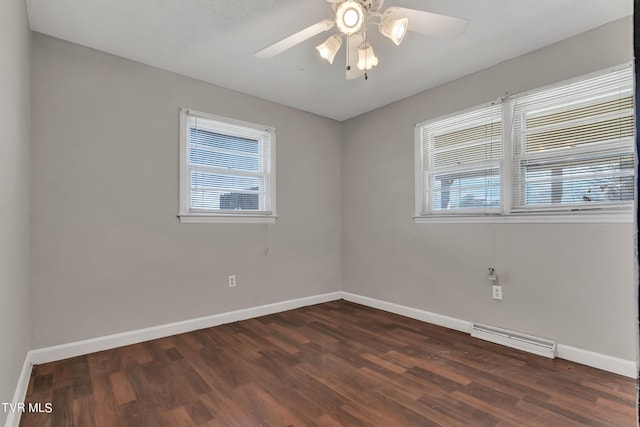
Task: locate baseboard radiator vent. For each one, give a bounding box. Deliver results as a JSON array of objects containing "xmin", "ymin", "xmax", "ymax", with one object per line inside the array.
[{"xmin": 471, "ymin": 323, "xmax": 556, "ymax": 359}]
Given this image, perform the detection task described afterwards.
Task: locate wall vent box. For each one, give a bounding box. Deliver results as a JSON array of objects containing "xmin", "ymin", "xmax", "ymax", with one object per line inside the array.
[{"xmin": 471, "ymin": 323, "xmax": 556, "ymax": 359}]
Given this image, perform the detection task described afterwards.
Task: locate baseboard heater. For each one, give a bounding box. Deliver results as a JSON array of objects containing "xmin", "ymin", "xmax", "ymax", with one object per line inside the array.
[{"xmin": 471, "ymin": 323, "xmax": 556, "ymax": 359}]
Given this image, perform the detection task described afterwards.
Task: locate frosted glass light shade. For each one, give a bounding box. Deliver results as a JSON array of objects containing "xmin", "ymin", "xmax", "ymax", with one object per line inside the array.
[
  {"xmin": 357, "ymin": 42, "xmax": 378, "ymax": 70},
  {"xmin": 336, "ymin": 1, "xmax": 365, "ymax": 35},
  {"xmin": 380, "ymin": 17, "xmax": 408, "ymax": 45},
  {"xmin": 316, "ymin": 34, "xmax": 342, "ymax": 64}
]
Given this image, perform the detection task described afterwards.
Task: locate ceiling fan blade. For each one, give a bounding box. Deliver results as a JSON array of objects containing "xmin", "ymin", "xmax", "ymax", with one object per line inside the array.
[
  {"xmin": 384, "ymin": 7, "xmax": 468, "ymax": 38},
  {"xmin": 255, "ymin": 19, "xmax": 335, "ymax": 59},
  {"xmin": 346, "ymin": 33, "xmax": 365, "ymax": 80}
]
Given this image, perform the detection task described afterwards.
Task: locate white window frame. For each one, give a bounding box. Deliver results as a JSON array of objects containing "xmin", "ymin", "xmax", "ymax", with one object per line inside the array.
[
  {"xmin": 178, "ymin": 108, "xmax": 277, "ymax": 224},
  {"xmin": 415, "ymin": 64, "xmax": 634, "ymax": 224}
]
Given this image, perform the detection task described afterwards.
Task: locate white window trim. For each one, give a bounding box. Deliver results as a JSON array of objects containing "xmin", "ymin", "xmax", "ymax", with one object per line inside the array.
[
  {"xmin": 413, "ymin": 211, "xmax": 631, "ymax": 224},
  {"xmin": 178, "ymin": 108, "xmax": 277, "ymax": 224},
  {"xmin": 414, "ymin": 64, "xmax": 634, "ymax": 224},
  {"xmin": 178, "ymin": 214, "xmax": 277, "ymax": 224}
]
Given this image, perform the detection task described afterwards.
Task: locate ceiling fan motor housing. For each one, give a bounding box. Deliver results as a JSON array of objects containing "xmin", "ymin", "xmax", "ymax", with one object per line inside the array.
[{"xmin": 359, "ymin": 0, "xmax": 384, "ymax": 12}]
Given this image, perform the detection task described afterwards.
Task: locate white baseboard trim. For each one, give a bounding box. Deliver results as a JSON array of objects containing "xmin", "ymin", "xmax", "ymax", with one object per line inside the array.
[
  {"xmin": 342, "ymin": 292, "xmax": 637, "ymax": 379},
  {"xmin": 342, "ymin": 292, "xmax": 473, "ymax": 333},
  {"xmin": 556, "ymin": 344, "xmax": 638, "ymax": 379},
  {"xmin": 23, "ymin": 290, "xmax": 637, "ymax": 384},
  {"xmin": 29, "ymin": 291, "xmax": 342, "ymax": 365},
  {"xmin": 4, "ymin": 355, "xmax": 32, "ymax": 427}
]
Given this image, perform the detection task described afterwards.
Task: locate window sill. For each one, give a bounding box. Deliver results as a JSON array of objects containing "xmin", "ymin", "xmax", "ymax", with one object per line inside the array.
[
  {"xmin": 178, "ymin": 214, "xmax": 277, "ymax": 224},
  {"xmin": 414, "ymin": 211, "xmax": 633, "ymax": 224}
]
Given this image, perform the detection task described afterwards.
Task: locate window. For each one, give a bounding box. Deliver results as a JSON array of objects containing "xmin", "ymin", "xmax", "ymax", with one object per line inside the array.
[
  {"xmin": 511, "ymin": 70, "xmax": 634, "ymax": 211},
  {"xmin": 179, "ymin": 109, "xmax": 276, "ymax": 223},
  {"xmin": 418, "ymin": 104, "xmax": 503, "ymax": 214},
  {"xmin": 415, "ymin": 66, "xmax": 634, "ymax": 223}
]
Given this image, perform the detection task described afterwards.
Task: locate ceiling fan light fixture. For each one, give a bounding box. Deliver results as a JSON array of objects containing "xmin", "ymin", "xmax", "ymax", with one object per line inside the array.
[
  {"xmin": 357, "ymin": 42, "xmax": 378, "ymax": 70},
  {"xmin": 316, "ymin": 34, "xmax": 343, "ymax": 64},
  {"xmin": 380, "ymin": 17, "xmax": 408, "ymax": 45},
  {"xmin": 255, "ymin": 1, "xmax": 470, "ymax": 81},
  {"xmin": 336, "ymin": 0, "xmax": 365, "ymax": 35}
]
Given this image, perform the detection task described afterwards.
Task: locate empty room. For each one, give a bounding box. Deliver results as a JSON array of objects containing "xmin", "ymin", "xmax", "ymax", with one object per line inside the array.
[{"xmin": 1, "ymin": 0, "xmax": 637, "ymax": 426}]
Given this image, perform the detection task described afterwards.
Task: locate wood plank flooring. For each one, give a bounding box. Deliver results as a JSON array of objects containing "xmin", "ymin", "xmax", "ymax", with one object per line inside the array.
[{"xmin": 20, "ymin": 300, "xmax": 637, "ymax": 426}]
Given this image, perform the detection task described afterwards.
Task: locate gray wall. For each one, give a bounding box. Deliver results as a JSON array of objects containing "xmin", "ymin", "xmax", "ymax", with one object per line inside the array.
[
  {"xmin": 28, "ymin": 17, "xmax": 637, "ymax": 364},
  {"xmin": 341, "ymin": 17, "xmax": 637, "ymax": 360},
  {"xmin": 30, "ymin": 33, "xmax": 342, "ymax": 348},
  {"xmin": 0, "ymin": 0, "xmax": 31, "ymax": 422}
]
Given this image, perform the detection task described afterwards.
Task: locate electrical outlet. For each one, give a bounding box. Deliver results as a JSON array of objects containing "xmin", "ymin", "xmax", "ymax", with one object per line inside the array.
[
  {"xmin": 228, "ymin": 275, "xmax": 236, "ymax": 288},
  {"xmin": 492, "ymin": 285, "xmax": 502, "ymax": 300}
]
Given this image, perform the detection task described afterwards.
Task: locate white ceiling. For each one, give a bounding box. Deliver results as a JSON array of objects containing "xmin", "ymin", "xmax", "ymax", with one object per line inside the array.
[{"xmin": 26, "ymin": 0, "xmax": 632, "ymax": 121}]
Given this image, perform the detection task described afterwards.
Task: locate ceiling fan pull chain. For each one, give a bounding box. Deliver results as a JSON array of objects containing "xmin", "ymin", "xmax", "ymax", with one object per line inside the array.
[
  {"xmin": 364, "ymin": 30, "xmax": 368, "ymax": 80},
  {"xmin": 346, "ymin": 36, "xmax": 351, "ymax": 71}
]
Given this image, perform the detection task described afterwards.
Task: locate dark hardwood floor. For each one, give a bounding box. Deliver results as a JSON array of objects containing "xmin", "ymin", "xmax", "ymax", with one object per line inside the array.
[{"xmin": 20, "ymin": 300, "xmax": 637, "ymax": 426}]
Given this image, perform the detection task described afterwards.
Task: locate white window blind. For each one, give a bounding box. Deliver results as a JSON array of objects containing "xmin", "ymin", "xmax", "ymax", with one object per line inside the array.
[
  {"xmin": 418, "ymin": 104, "xmax": 503, "ymax": 214},
  {"xmin": 511, "ymin": 68, "xmax": 634, "ymax": 212},
  {"xmin": 415, "ymin": 65, "xmax": 634, "ymax": 222},
  {"xmin": 180, "ymin": 110, "xmax": 275, "ymax": 219}
]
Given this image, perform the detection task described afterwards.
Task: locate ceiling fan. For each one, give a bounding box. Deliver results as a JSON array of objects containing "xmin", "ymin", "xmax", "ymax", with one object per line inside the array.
[{"xmin": 255, "ymin": 0, "xmax": 469, "ymax": 80}]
